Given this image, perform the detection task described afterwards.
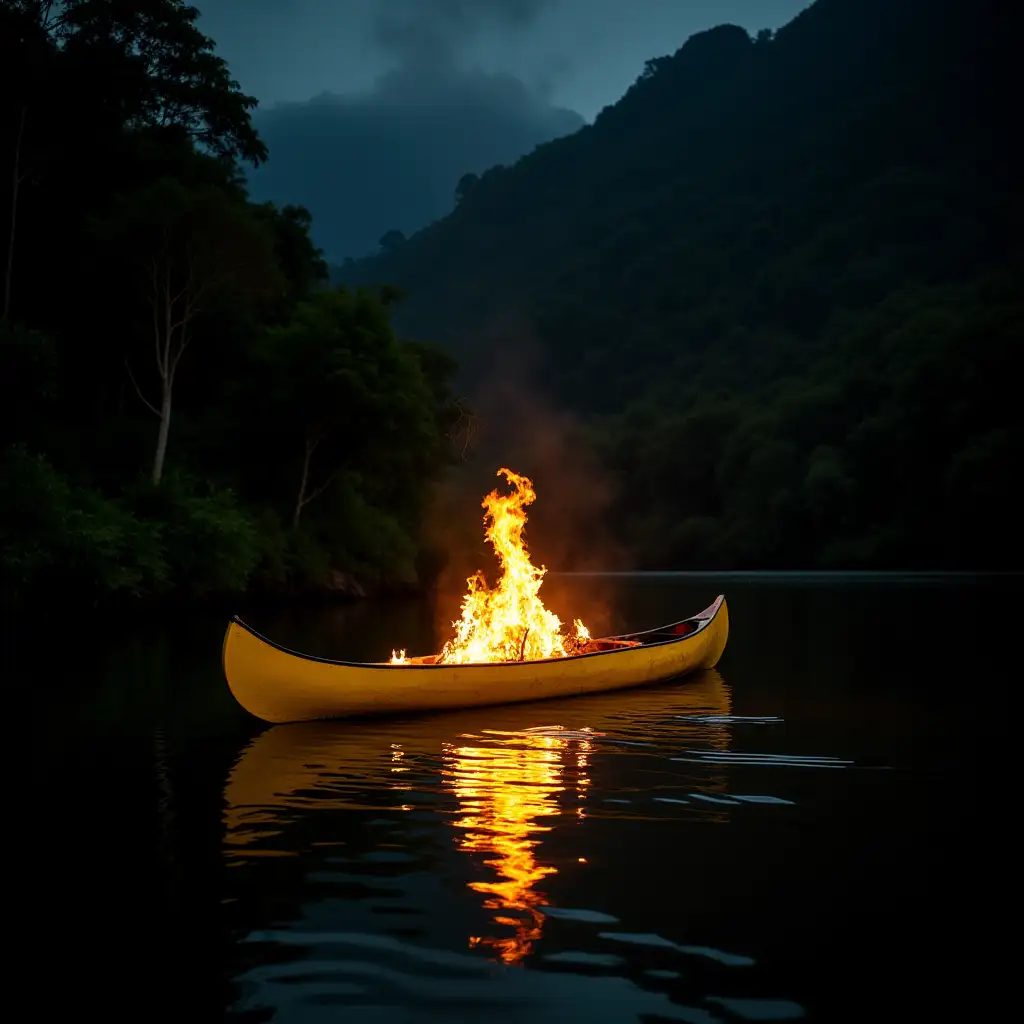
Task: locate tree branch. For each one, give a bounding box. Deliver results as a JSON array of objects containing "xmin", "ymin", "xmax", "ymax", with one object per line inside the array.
[
  {"xmin": 168, "ymin": 323, "xmax": 191, "ymax": 381},
  {"xmin": 168, "ymin": 281, "xmax": 191, "ymax": 311},
  {"xmin": 446, "ymin": 397, "xmax": 480, "ymax": 460},
  {"xmin": 39, "ymin": 1, "xmax": 66, "ymax": 33},
  {"xmin": 300, "ymin": 471, "xmax": 338, "ymax": 510},
  {"xmin": 124, "ymin": 358, "xmax": 161, "ymax": 417},
  {"xmin": 295, "ymin": 431, "xmax": 338, "ymax": 514}
]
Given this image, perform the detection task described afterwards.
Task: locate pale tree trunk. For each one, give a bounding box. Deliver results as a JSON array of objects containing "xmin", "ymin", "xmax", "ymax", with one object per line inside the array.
[
  {"xmin": 126, "ymin": 256, "xmax": 198, "ymax": 485},
  {"xmin": 3, "ymin": 105, "xmax": 28, "ymax": 321},
  {"xmin": 152, "ymin": 386, "xmax": 172, "ymax": 484}
]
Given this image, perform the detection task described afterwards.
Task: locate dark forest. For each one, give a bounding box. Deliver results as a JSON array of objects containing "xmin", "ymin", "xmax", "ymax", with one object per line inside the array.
[
  {"xmin": 1, "ymin": 0, "xmax": 463, "ymax": 608},
  {"xmin": 3, "ymin": 0, "xmax": 1019, "ymax": 612}
]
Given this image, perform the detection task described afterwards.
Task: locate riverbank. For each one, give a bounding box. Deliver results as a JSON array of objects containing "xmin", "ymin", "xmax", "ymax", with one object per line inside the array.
[{"xmin": 0, "ymin": 561, "xmax": 441, "ymax": 629}]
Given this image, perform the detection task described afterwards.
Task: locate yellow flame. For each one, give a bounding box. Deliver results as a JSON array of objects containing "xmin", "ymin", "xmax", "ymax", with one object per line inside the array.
[{"xmin": 435, "ymin": 468, "xmax": 589, "ymax": 665}]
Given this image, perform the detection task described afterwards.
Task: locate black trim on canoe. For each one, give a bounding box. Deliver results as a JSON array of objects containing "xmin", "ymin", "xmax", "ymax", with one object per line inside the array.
[{"xmin": 228, "ymin": 596, "xmax": 724, "ymax": 671}]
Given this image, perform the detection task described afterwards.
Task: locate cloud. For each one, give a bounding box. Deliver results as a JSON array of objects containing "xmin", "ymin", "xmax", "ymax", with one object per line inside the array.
[
  {"xmin": 224, "ymin": 0, "xmax": 578, "ymax": 260},
  {"xmin": 247, "ymin": 45, "xmax": 581, "ymax": 261},
  {"xmin": 371, "ymin": 0, "xmax": 558, "ymax": 65}
]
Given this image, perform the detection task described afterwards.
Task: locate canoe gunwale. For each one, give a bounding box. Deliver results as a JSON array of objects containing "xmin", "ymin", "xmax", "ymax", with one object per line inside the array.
[{"xmin": 228, "ymin": 594, "xmax": 725, "ymax": 671}]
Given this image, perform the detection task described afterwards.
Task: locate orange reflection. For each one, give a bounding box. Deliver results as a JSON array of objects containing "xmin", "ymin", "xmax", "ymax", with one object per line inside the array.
[
  {"xmin": 221, "ymin": 670, "xmax": 733, "ymax": 935},
  {"xmin": 441, "ymin": 729, "xmax": 591, "ymax": 964}
]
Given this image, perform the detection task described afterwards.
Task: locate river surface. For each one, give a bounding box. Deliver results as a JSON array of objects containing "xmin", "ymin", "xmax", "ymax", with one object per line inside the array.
[{"xmin": 31, "ymin": 574, "xmax": 1014, "ymax": 1023}]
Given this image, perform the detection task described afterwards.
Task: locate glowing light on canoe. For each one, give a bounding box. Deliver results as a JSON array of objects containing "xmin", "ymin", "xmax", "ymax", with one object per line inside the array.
[{"xmin": 390, "ymin": 468, "xmax": 590, "ymax": 665}]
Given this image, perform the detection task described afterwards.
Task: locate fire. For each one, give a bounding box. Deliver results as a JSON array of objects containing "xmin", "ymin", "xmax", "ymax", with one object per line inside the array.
[{"xmin": 391, "ymin": 468, "xmax": 589, "ymax": 665}]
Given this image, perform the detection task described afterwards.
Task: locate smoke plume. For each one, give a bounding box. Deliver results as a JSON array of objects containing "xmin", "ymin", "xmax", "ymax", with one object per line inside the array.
[{"xmin": 423, "ymin": 324, "xmax": 628, "ymax": 642}]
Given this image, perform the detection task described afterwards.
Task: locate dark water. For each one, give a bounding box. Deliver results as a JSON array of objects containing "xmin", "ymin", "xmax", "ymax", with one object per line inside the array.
[{"xmin": 31, "ymin": 575, "xmax": 1015, "ymax": 1023}]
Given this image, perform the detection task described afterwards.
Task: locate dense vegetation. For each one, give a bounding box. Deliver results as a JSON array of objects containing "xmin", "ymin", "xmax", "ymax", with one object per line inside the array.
[
  {"xmin": 346, "ymin": 0, "xmax": 1021, "ymax": 570},
  {"xmin": 1, "ymin": 0, "xmax": 461, "ymax": 609}
]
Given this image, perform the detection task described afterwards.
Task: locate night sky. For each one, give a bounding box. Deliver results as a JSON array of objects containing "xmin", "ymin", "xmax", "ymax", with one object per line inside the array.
[
  {"xmin": 198, "ymin": 1, "xmax": 808, "ymax": 121},
  {"xmin": 195, "ymin": 1, "xmax": 809, "ymax": 260}
]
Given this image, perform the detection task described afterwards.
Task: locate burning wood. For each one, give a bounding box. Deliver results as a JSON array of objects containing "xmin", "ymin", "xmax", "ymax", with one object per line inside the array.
[{"xmin": 391, "ymin": 468, "xmax": 594, "ymax": 665}]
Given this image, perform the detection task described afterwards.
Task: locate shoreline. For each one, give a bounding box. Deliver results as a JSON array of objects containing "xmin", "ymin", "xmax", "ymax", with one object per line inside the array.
[{"xmin": 1, "ymin": 574, "xmax": 433, "ymax": 627}]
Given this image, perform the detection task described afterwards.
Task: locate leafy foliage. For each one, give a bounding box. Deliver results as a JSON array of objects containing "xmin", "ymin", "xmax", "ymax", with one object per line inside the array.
[
  {"xmin": 0, "ymin": 445, "xmax": 168, "ymax": 605},
  {"xmin": 0, "ymin": 0, "xmax": 459, "ymax": 607}
]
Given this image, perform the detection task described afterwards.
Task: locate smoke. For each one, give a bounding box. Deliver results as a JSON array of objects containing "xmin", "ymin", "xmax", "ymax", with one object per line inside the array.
[{"xmin": 422, "ymin": 320, "xmax": 629, "ymax": 642}]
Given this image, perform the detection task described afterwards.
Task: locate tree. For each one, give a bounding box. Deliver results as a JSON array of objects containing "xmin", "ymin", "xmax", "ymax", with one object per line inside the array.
[
  {"xmin": 454, "ymin": 172, "xmax": 479, "ymax": 205},
  {"xmin": 0, "ymin": 2, "xmax": 53, "ymax": 321},
  {"xmin": 39, "ymin": 0, "xmax": 267, "ymax": 167},
  {"xmin": 98, "ymin": 179, "xmax": 279, "ymax": 484},
  {"xmin": 253, "ymin": 202, "xmax": 329, "ymax": 318},
  {"xmin": 255, "ymin": 287, "xmax": 445, "ymax": 529},
  {"xmin": 403, "ymin": 339, "xmax": 469, "ymax": 458},
  {"xmin": 379, "ymin": 228, "xmax": 406, "ymax": 252},
  {"xmin": 0, "ymin": 0, "xmax": 469, "ymax": 607},
  {"xmin": 0, "ymin": 320, "xmax": 55, "ymax": 445},
  {"xmin": 1, "ymin": 0, "xmax": 269, "ymax": 337},
  {"xmin": 639, "ymin": 56, "xmax": 670, "ymax": 81}
]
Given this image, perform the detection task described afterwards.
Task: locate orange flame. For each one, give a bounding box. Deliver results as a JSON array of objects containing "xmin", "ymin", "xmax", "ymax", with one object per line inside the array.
[{"xmin": 392, "ymin": 468, "xmax": 588, "ymax": 665}]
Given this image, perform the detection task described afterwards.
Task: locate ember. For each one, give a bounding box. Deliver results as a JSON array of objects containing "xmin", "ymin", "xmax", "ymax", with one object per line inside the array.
[{"xmin": 391, "ymin": 468, "xmax": 590, "ymax": 664}]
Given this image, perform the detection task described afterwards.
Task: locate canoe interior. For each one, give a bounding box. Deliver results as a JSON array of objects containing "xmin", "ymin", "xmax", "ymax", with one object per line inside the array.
[
  {"xmin": 386, "ymin": 620, "xmax": 699, "ymax": 667},
  {"xmin": 399, "ymin": 635, "xmax": 650, "ymax": 666}
]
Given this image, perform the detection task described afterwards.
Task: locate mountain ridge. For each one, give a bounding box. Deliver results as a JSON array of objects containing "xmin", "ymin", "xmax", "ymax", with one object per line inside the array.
[{"xmin": 340, "ymin": 0, "xmax": 1019, "ymax": 570}]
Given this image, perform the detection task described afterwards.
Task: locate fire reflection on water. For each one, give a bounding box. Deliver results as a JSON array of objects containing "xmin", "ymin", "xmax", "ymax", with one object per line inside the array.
[
  {"xmin": 220, "ymin": 672, "xmax": 732, "ymax": 970},
  {"xmin": 440, "ymin": 729, "xmax": 591, "ymax": 964}
]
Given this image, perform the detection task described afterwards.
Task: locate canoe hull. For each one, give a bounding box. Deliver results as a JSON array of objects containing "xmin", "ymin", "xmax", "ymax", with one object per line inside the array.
[{"xmin": 223, "ymin": 595, "xmax": 728, "ymax": 724}]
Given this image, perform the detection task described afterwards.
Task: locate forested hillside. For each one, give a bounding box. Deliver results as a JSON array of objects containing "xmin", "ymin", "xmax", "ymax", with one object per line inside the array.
[
  {"xmin": 345, "ymin": 0, "xmax": 1021, "ymax": 569},
  {"xmin": 1, "ymin": 0, "xmax": 460, "ymax": 609}
]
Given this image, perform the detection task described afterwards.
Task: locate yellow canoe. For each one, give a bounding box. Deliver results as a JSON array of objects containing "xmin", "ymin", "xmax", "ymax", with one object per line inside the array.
[{"xmin": 222, "ymin": 594, "xmax": 728, "ymax": 724}]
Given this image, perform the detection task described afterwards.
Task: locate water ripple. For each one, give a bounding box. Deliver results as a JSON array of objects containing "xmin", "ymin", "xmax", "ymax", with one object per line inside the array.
[{"xmin": 222, "ymin": 671, "xmax": 819, "ymax": 1019}]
